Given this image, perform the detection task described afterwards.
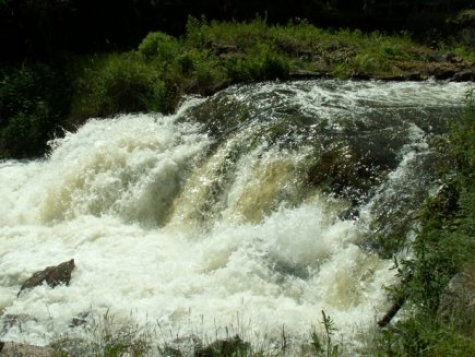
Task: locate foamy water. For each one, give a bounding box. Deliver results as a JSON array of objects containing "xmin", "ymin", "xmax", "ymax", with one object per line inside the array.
[{"xmin": 0, "ymin": 80, "xmax": 473, "ymax": 354}]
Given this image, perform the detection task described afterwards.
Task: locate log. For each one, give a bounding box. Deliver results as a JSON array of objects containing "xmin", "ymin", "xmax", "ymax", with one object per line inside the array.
[{"xmin": 377, "ymin": 293, "xmax": 407, "ymax": 328}]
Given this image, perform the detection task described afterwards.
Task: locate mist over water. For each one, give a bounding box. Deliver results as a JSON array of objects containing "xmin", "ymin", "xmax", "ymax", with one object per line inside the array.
[{"xmin": 0, "ymin": 80, "xmax": 473, "ymax": 354}]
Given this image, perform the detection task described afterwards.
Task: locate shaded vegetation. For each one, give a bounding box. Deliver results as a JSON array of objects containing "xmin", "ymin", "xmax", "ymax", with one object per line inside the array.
[{"xmin": 0, "ymin": 61, "xmax": 69, "ymax": 158}]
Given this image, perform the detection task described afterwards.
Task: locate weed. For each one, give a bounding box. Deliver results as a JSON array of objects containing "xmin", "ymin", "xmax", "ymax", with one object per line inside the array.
[{"xmin": 309, "ymin": 311, "xmax": 339, "ymax": 357}]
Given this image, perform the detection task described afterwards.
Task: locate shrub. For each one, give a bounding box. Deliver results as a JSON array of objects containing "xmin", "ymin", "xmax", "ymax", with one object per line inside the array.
[
  {"xmin": 138, "ymin": 31, "xmax": 180, "ymax": 62},
  {"xmin": 70, "ymin": 53, "xmax": 166, "ymax": 120},
  {"xmin": 226, "ymin": 44, "xmax": 289, "ymax": 83}
]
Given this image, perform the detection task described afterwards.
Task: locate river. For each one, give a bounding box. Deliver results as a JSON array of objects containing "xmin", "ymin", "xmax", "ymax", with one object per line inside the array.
[{"xmin": 0, "ymin": 79, "xmax": 473, "ymax": 355}]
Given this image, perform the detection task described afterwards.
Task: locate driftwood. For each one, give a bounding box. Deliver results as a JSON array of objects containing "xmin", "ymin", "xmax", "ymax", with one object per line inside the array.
[
  {"xmin": 17, "ymin": 259, "xmax": 75, "ymax": 297},
  {"xmin": 377, "ymin": 293, "xmax": 407, "ymax": 328}
]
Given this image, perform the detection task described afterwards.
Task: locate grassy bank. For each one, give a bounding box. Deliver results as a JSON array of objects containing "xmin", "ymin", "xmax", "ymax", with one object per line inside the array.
[{"xmin": 68, "ymin": 16, "xmax": 475, "ymax": 122}]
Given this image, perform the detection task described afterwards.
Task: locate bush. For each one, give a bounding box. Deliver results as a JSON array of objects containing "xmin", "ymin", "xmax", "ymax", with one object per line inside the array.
[
  {"xmin": 138, "ymin": 31, "xmax": 180, "ymax": 62},
  {"xmin": 70, "ymin": 53, "xmax": 166, "ymax": 120},
  {"xmin": 226, "ymin": 44, "xmax": 289, "ymax": 83}
]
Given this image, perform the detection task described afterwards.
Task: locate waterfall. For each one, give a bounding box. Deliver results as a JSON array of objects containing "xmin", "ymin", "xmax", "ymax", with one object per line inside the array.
[{"xmin": 0, "ymin": 80, "xmax": 473, "ymax": 354}]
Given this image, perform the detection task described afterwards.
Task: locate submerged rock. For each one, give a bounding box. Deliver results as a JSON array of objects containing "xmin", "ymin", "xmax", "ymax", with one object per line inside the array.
[
  {"xmin": 17, "ymin": 259, "xmax": 75, "ymax": 297},
  {"xmin": 0, "ymin": 341, "xmax": 56, "ymax": 357},
  {"xmin": 1, "ymin": 314, "xmax": 38, "ymax": 336},
  {"xmin": 194, "ymin": 335, "xmax": 250, "ymax": 357}
]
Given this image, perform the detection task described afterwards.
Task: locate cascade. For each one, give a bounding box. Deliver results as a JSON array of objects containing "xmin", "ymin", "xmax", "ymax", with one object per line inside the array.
[{"xmin": 0, "ymin": 80, "xmax": 473, "ymax": 354}]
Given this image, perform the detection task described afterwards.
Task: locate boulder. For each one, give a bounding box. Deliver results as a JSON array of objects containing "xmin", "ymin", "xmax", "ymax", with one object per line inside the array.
[
  {"xmin": 438, "ymin": 268, "xmax": 475, "ymax": 333},
  {"xmin": 17, "ymin": 259, "xmax": 75, "ymax": 297},
  {"xmin": 194, "ymin": 335, "xmax": 250, "ymax": 357}
]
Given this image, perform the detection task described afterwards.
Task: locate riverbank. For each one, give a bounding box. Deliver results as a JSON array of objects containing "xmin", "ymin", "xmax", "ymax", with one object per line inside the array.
[{"xmin": 2, "ymin": 17, "xmax": 475, "ymax": 159}]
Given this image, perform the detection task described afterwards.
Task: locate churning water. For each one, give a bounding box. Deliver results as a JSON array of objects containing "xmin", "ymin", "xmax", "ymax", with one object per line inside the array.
[{"xmin": 0, "ymin": 80, "xmax": 473, "ymax": 354}]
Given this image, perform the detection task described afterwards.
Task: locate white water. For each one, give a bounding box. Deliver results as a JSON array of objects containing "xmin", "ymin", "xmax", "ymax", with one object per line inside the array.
[{"xmin": 0, "ymin": 80, "xmax": 473, "ymax": 355}]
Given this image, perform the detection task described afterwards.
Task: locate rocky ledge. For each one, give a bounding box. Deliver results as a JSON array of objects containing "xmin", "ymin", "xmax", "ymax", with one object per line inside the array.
[{"xmin": 289, "ymin": 58, "xmax": 475, "ymax": 82}]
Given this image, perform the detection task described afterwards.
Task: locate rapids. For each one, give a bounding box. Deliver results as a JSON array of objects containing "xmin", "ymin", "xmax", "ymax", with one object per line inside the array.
[{"xmin": 0, "ymin": 80, "xmax": 473, "ymax": 355}]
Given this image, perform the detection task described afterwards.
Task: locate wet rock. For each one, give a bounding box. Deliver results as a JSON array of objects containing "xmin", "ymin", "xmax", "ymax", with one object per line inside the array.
[
  {"xmin": 162, "ymin": 345, "xmax": 184, "ymax": 357},
  {"xmin": 438, "ymin": 269, "xmax": 475, "ymax": 332},
  {"xmin": 194, "ymin": 335, "xmax": 250, "ymax": 357},
  {"xmin": 432, "ymin": 66, "xmax": 457, "ymax": 80},
  {"xmin": 427, "ymin": 51, "xmax": 457, "ymax": 63},
  {"xmin": 17, "ymin": 259, "xmax": 75, "ymax": 297},
  {"xmin": 69, "ymin": 312, "xmax": 90, "ymax": 328},
  {"xmin": 0, "ymin": 341, "xmax": 56, "ymax": 357},
  {"xmin": 162, "ymin": 335, "xmax": 202, "ymax": 357},
  {"xmin": 289, "ymin": 70, "xmax": 327, "ymax": 80},
  {"xmin": 453, "ymin": 69, "xmax": 475, "ymax": 81}
]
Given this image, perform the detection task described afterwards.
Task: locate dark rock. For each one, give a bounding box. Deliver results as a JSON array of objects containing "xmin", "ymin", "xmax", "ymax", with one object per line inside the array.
[
  {"xmin": 0, "ymin": 341, "xmax": 4, "ymax": 352},
  {"xmin": 433, "ymin": 68, "xmax": 457, "ymax": 80},
  {"xmin": 289, "ymin": 70, "xmax": 327, "ymax": 80},
  {"xmin": 69, "ymin": 312, "xmax": 90, "ymax": 328},
  {"xmin": 453, "ymin": 69, "xmax": 475, "ymax": 81},
  {"xmin": 17, "ymin": 259, "xmax": 75, "ymax": 297},
  {"xmin": 0, "ymin": 341, "xmax": 56, "ymax": 357},
  {"xmin": 374, "ymin": 73, "xmax": 405, "ymax": 81},
  {"xmin": 351, "ymin": 72, "xmax": 371, "ymax": 80},
  {"xmin": 162, "ymin": 346, "xmax": 183, "ymax": 357},
  {"xmin": 163, "ymin": 335, "xmax": 202, "ymax": 357},
  {"xmin": 404, "ymin": 72, "xmax": 426, "ymax": 81},
  {"xmin": 194, "ymin": 335, "xmax": 250, "ymax": 357},
  {"xmin": 438, "ymin": 269, "xmax": 475, "ymax": 332}
]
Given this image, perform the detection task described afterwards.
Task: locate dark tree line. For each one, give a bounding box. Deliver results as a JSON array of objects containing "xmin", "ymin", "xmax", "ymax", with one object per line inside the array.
[
  {"xmin": 0, "ymin": 0, "xmax": 377, "ymax": 61},
  {"xmin": 1, "ymin": 0, "xmax": 471, "ymax": 61}
]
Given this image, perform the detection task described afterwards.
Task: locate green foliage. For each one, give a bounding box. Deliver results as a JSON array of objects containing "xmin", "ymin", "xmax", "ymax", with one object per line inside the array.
[
  {"xmin": 138, "ymin": 31, "xmax": 180, "ymax": 62},
  {"xmin": 448, "ymin": 90, "xmax": 475, "ymax": 181},
  {"xmin": 185, "ymin": 15, "xmax": 207, "ymax": 48},
  {"xmin": 310, "ymin": 311, "xmax": 339, "ymax": 357},
  {"xmin": 225, "ymin": 45, "xmax": 290, "ymax": 83},
  {"xmin": 70, "ymin": 53, "xmax": 166, "ymax": 120},
  {"xmin": 0, "ymin": 62, "xmax": 69, "ymax": 158}
]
